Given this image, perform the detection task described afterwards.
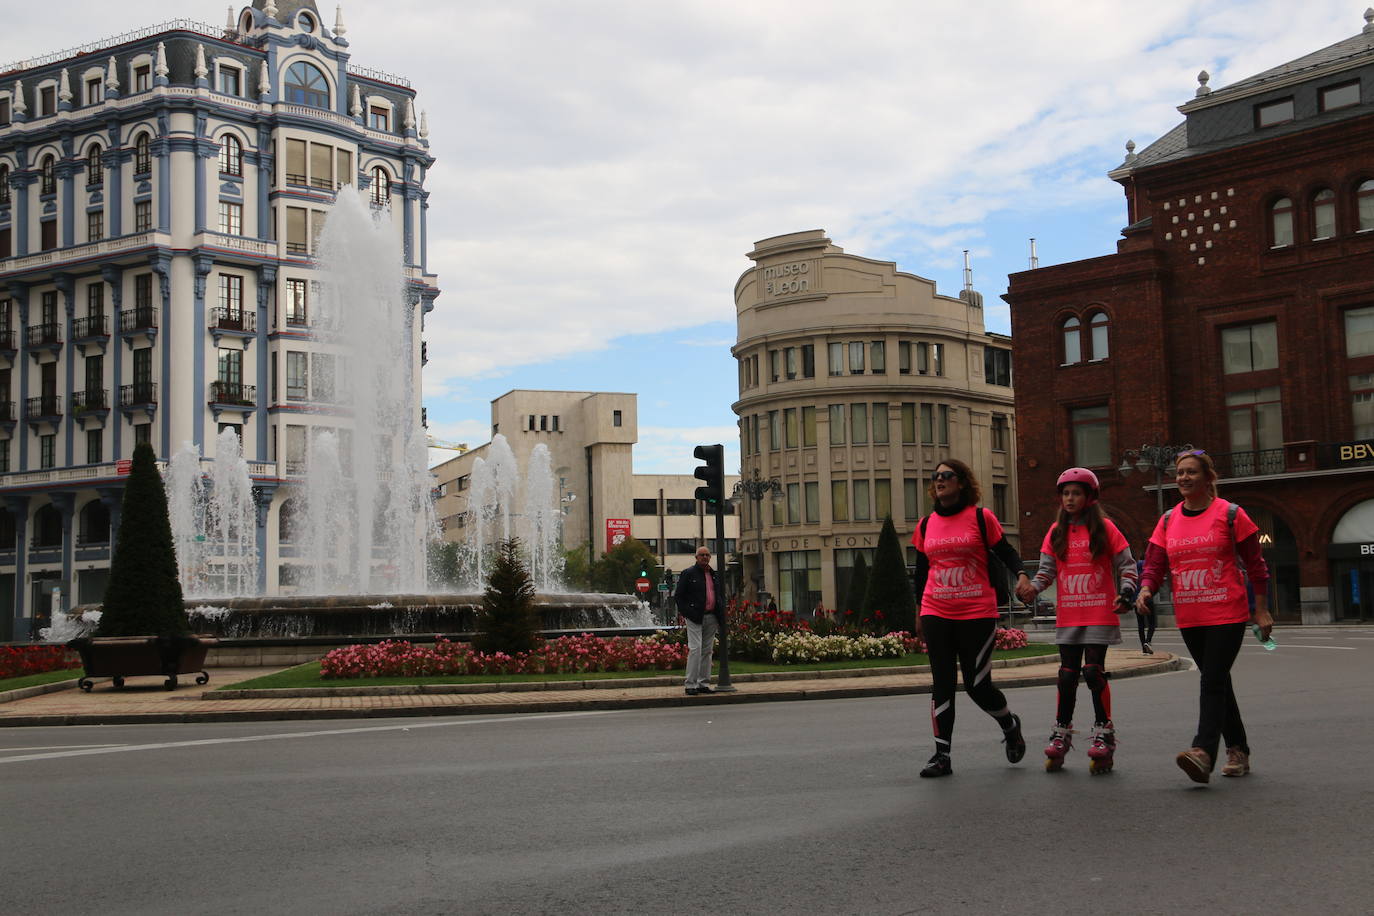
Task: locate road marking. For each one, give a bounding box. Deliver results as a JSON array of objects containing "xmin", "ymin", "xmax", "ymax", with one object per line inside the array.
[
  {"xmin": 1262, "ymin": 645, "xmax": 1355, "ymax": 650},
  {"xmin": 0, "ymin": 710, "xmax": 617, "ymax": 766},
  {"xmin": 0, "ymin": 744, "xmax": 126, "ymax": 752}
]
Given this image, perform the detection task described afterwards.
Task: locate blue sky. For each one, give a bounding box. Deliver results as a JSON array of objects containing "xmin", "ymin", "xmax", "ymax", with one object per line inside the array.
[{"xmin": 3, "ymin": 1, "xmax": 1361, "ymax": 474}]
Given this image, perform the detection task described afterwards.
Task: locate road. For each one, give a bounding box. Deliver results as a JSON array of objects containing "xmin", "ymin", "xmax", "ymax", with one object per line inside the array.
[{"xmin": 3, "ymin": 627, "xmax": 1372, "ymax": 915}]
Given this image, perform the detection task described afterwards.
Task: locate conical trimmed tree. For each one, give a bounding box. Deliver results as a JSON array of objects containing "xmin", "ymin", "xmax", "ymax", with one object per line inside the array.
[
  {"xmin": 474, "ymin": 539, "xmax": 542, "ymax": 655},
  {"xmin": 863, "ymin": 515, "xmax": 917, "ymax": 634},
  {"xmin": 842, "ymin": 553, "xmax": 870, "ymax": 623},
  {"xmin": 97, "ymin": 441, "xmax": 188, "ymax": 637}
]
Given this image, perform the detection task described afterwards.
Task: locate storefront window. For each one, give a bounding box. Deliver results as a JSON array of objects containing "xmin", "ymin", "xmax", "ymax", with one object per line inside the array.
[{"xmin": 777, "ymin": 549, "xmax": 821, "ymax": 614}]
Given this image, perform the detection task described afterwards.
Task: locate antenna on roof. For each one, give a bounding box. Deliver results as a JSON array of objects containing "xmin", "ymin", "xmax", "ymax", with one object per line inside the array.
[
  {"xmin": 1029, "ymin": 238, "xmax": 1039, "ymax": 270},
  {"xmin": 962, "ymin": 250, "xmax": 973, "ymax": 292}
]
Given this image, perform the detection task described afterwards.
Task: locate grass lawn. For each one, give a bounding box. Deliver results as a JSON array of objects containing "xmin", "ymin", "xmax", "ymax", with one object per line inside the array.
[
  {"xmin": 224, "ymin": 644, "xmax": 1055, "ymax": 691},
  {"xmin": 0, "ymin": 668, "xmax": 84, "ymax": 693}
]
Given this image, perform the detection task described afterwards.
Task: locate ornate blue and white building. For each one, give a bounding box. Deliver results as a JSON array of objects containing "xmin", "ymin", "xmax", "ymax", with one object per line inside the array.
[{"xmin": 0, "ymin": 1, "xmax": 440, "ymax": 639}]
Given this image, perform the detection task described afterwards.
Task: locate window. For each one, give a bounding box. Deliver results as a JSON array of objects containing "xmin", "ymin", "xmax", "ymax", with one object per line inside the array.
[
  {"xmin": 801, "ymin": 406, "xmax": 817, "ymax": 447},
  {"xmin": 937, "ymin": 405, "xmax": 950, "ymax": 446},
  {"xmin": 218, "ymin": 348, "xmax": 243, "ymax": 386},
  {"xmin": 768, "ymin": 409, "xmax": 780, "ymax": 450},
  {"xmin": 311, "ymin": 352, "xmax": 335, "ymax": 402},
  {"xmin": 1320, "ymin": 81, "xmax": 1360, "ymax": 112},
  {"xmin": 40, "ymin": 434, "xmax": 56, "ymax": 469},
  {"xmin": 904, "ymin": 478, "xmax": 921, "ymax": 521},
  {"xmin": 786, "ymin": 483, "xmax": 800, "ymax": 524},
  {"xmin": 219, "ymin": 135, "xmax": 243, "ymax": 176},
  {"xmin": 1312, "ymin": 189, "xmax": 1336, "ymax": 240},
  {"xmin": 0, "ymin": 165, "xmax": 8, "ymax": 205},
  {"xmin": 829, "ymin": 404, "xmax": 844, "ymax": 445},
  {"xmin": 285, "ymin": 278, "xmax": 308, "ymax": 326},
  {"xmin": 920, "ymin": 403, "xmax": 934, "ymax": 444},
  {"xmin": 218, "ymin": 201, "xmax": 243, "ymax": 235},
  {"xmin": 666, "ymin": 499, "xmax": 696, "ymax": 516},
  {"xmin": 134, "ymin": 422, "xmax": 151, "ymax": 445},
  {"xmin": 87, "ymin": 211, "xmax": 103, "ymax": 243},
  {"xmin": 39, "ymin": 86, "xmax": 56, "ymax": 116},
  {"xmin": 1070, "ymin": 405, "xmax": 1111, "ymax": 467},
  {"xmin": 134, "ymin": 134, "xmax": 151, "ymax": 174},
  {"xmin": 1359, "ymin": 180, "xmax": 1374, "ymax": 232},
  {"xmin": 831, "ymin": 480, "xmax": 848, "ymax": 522},
  {"xmin": 870, "ymin": 341, "xmax": 886, "ymax": 373},
  {"xmin": 1226, "ymin": 387, "xmax": 1283, "ymax": 456},
  {"xmin": 369, "ymin": 106, "xmax": 390, "ymax": 131},
  {"xmin": 898, "ymin": 341, "xmax": 911, "ymax": 374},
  {"xmin": 336, "ymin": 149, "xmax": 352, "ymax": 186},
  {"xmin": 985, "ymin": 347, "xmax": 1011, "ymax": 386},
  {"xmin": 85, "ymin": 77, "xmax": 102, "ymax": 106},
  {"xmin": 991, "ymin": 414, "xmax": 1009, "ymax": 451},
  {"xmin": 874, "ymin": 479, "xmax": 891, "ymax": 521},
  {"xmin": 901, "ymin": 403, "xmax": 916, "ymax": 444},
  {"xmin": 285, "ymin": 206, "xmax": 308, "ymax": 254},
  {"xmin": 872, "ymin": 403, "xmax": 889, "ymax": 444},
  {"xmin": 828, "ymin": 342, "xmax": 843, "ymax": 376},
  {"xmin": 1062, "ymin": 317, "xmax": 1082, "ymax": 364},
  {"xmin": 848, "ymin": 341, "xmax": 865, "ymax": 374},
  {"xmin": 218, "ymin": 66, "xmax": 242, "ymax": 97},
  {"xmin": 527, "ymin": 414, "xmax": 536, "ymax": 431},
  {"xmin": 1350, "ymin": 374, "xmax": 1374, "ymax": 439},
  {"xmin": 852, "ymin": 479, "xmax": 870, "ymax": 521},
  {"xmin": 1255, "ymin": 97, "xmax": 1294, "ymax": 128},
  {"xmin": 309, "ymin": 142, "xmax": 334, "ymax": 189},
  {"xmin": 41, "ymin": 155, "xmax": 56, "ymax": 194},
  {"xmin": 0, "ymin": 227, "xmax": 9, "ymax": 259},
  {"xmin": 1270, "ymin": 198, "xmax": 1294, "ymax": 247},
  {"xmin": 993, "ymin": 484, "xmax": 1008, "ymax": 520},
  {"xmin": 86, "ymin": 428, "xmax": 102, "ymax": 464},
  {"xmin": 219, "ymin": 274, "xmax": 244, "ymax": 321},
  {"xmin": 784, "ymin": 408, "xmax": 798, "ymax": 448},
  {"xmin": 134, "ymin": 200, "xmax": 152, "ymax": 232},
  {"xmin": 0, "ymin": 442, "xmax": 8, "ymax": 475},
  {"xmin": 769, "ymin": 349, "xmax": 781, "ymax": 382},
  {"xmin": 633, "ymin": 498, "xmax": 658, "ymax": 515},
  {"xmin": 1222, "ymin": 322, "xmax": 1278, "ymax": 374},
  {"xmin": 371, "ymin": 166, "xmax": 391, "ymax": 205},
  {"xmin": 917, "ymin": 342, "xmax": 944, "ymax": 375},
  {"xmin": 286, "ymin": 351, "xmax": 308, "ymax": 399},
  {"xmin": 784, "ymin": 347, "xmax": 798, "ymax": 380},
  {"xmin": 612, "ymin": 409, "xmax": 623, "ymax": 427},
  {"xmin": 87, "ymin": 284, "xmax": 104, "ymax": 320},
  {"xmin": 85, "ymin": 355, "xmax": 103, "ymax": 403},
  {"xmin": 801, "ymin": 344, "xmax": 815, "ymax": 379},
  {"xmin": 133, "ymin": 64, "xmax": 151, "ymax": 93},
  {"xmin": 86, "ymin": 146, "xmax": 103, "ymax": 187},
  {"xmin": 284, "ymin": 61, "xmax": 330, "ymax": 109},
  {"xmin": 1089, "ymin": 311, "xmax": 1110, "ymax": 360},
  {"xmin": 40, "ymin": 219, "xmax": 57, "ymax": 251},
  {"xmin": 850, "ymin": 403, "xmax": 868, "ymax": 445}
]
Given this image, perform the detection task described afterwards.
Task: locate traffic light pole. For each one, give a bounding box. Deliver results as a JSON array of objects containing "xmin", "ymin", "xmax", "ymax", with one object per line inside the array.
[
  {"xmin": 713, "ymin": 496, "xmax": 734, "ymax": 691},
  {"xmin": 694, "ymin": 443, "xmax": 735, "ymax": 692}
]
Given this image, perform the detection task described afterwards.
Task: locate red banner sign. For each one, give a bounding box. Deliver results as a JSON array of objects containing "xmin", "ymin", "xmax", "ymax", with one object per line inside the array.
[
  {"xmin": 635, "ymin": 577, "xmax": 651, "ymax": 593},
  {"xmin": 115, "ymin": 459, "xmax": 133, "ymax": 476},
  {"xmin": 605, "ymin": 518, "xmax": 631, "ymax": 553}
]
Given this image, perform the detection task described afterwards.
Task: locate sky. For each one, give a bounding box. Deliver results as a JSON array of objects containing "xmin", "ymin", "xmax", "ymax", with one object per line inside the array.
[{"xmin": 0, "ymin": 0, "xmax": 1362, "ymax": 473}]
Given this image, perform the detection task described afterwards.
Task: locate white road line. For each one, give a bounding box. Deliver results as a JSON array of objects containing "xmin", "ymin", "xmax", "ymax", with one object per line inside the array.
[
  {"xmin": 0, "ymin": 744, "xmax": 126, "ymax": 752},
  {"xmin": 1263, "ymin": 644, "xmax": 1355, "ymax": 650},
  {"xmin": 0, "ymin": 710, "xmax": 617, "ymax": 766}
]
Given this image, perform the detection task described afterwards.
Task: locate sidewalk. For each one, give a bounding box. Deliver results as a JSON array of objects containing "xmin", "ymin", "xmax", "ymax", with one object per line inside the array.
[{"xmin": 0, "ymin": 649, "xmax": 1184, "ymax": 727}]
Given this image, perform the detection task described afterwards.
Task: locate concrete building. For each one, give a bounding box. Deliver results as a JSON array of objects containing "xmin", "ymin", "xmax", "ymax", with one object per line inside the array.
[
  {"xmin": 1004, "ymin": 13, "xmax": 1374, "ymax": 624},
  {"xmin": 0, "ymin": 2, "xmax": 439, "ymax": 640},
  {"xmin": 733, "ymin": 230, "xmax": 1018, "ymax": 613},
  {"xmin": 432, "ymin": 390, "xmax": 738, "ymax": 583}
]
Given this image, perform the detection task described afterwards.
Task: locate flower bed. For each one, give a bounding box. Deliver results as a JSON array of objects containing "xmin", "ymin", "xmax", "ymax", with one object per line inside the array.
[
  {"xmin": 0, "ymin": 645, "xmax": 82, "ymax": 680},
  {"xmin": 320, "ymin": 633, "xmax": 688, "ymax": 679}
]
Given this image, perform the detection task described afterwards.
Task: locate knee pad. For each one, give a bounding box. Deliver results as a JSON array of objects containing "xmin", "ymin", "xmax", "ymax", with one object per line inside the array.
[
  {"xmin": 1083, "ymin": 664, "xmax": 1108, "ymax": 691},
  {"xmin": 1057, "ymin": 666, "xmax": 1081, "ymax": 691}
]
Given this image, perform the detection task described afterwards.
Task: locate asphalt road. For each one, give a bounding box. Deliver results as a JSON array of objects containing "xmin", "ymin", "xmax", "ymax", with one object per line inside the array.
[{"xmin": 3, "ymin": 627, "xmax": 1372, "ymax": 916}]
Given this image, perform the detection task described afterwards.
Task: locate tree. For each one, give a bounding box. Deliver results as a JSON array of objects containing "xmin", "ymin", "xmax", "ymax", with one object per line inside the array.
[
  {"xmin": 98, "ymin": 441, "xmax": 188, "ymax": 637},
  {"xmin": 589, "ymin": 537, "xmax": 657, "ymax": 594},
  {"xmin": 863, "ymin": 516, "xmax": 917, "ymax": 634},
  {"xmin": 842, "ymin": 553, "xmax": 870, "ymax": 621},
  {"xmin": 473, "ymin": 539, "xmax": 542, "ymax": 655},
  {"xmin": 560, "ymin": 541, "xmax": 592, "ymax": 591},
  {"xmin": 427, "ymin": 540, "xmax": 461, "ymax": 591}
]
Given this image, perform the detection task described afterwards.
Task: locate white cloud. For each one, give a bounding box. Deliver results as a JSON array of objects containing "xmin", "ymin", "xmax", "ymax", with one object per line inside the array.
[{"xmin": 635, "ymin": 424, "xmax": 741, "ymax": 476}]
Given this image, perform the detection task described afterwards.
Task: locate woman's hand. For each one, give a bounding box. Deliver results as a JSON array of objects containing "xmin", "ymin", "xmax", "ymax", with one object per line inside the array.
[
  {"xmin": 1015, "ymin": 578, "xmax": 1037, "ymax": 604},
  {"xmin": 913, "ymin": 612, "xmax": 924, "ymax": 642},
  {"xmin": 1134, "ymin": 588, "xmax": 1153, "ymax": 615},
  {"xmin": 1252, "ymin": 597, "xmax": 1274, "ymax": 641}
]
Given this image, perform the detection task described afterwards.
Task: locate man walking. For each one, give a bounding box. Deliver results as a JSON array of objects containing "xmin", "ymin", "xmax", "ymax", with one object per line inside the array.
[{"xmin": 674, "ymin": 547, "xmax": 723, "ymax": 695}]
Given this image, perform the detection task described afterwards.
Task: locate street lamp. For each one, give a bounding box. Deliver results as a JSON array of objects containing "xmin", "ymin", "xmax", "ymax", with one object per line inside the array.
[
  {"xmin": 1118, "ymin": 442, "xmax": 1194, "ymax": 516},
  {"xmin": 732, "ymin": 467, "xmax": 782, "ymax": 602}
]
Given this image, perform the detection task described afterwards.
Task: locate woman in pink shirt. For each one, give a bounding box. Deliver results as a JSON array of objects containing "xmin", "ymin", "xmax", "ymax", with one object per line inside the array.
[
  {"xmin": 1018, "ymin": 468, "xmax": 1137, "ymax": 774},
  {"xmin": 1135, "ymin": 450, "xmax": 1275, "ymax": 783},
  {"xmin": 910, "ymin": 459, "xmax": 1031, "ymax": 778}
]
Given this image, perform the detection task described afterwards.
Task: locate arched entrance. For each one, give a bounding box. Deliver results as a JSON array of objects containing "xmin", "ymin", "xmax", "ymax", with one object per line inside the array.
[
  {"xmin": 1245, "ymin": 507, "xmax": 1300, "ymax": 622},
  {"xmin": 1330, "ymin": 499, "xmax": 1374, "ymax": 621}
]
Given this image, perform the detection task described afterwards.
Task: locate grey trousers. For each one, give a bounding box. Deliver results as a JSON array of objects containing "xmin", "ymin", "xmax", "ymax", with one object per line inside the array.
[{"xmin": 684, "ymin": 614, "xmax": 719, "ymax": 689}]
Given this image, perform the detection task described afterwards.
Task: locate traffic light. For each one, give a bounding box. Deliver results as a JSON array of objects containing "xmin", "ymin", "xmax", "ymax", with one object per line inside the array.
[{"xmin": 694, "ymin": 444, "xmax": 724, "ymax": 505}]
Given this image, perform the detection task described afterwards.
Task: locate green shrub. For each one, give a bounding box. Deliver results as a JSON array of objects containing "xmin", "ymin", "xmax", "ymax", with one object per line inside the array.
[{"xmin": 473, "ymin": 539, "xmax": 542, "ymax": 655}]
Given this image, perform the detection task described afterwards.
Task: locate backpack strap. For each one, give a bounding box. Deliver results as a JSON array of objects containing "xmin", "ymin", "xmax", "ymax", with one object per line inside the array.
[
  {"xmin": 920, "ymin": 515, "xmax": 929, "ymax": 541},
  {"xmin": 975, "ymin": 506, "xmax": 989, "ymax": 548}
]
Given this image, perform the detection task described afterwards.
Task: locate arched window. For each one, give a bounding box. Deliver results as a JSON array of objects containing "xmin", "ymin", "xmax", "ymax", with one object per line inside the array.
[
  {"xmin": 86, "ymin": 145, "xmax": 103, "ymax": 187},
  {"xmin": 278, "ymin": 497, "xmax": 299, "ymax": 543},
  {"xmin": 0, "ymin": 164, "xmax": 9, "ymax": 205},
  {"xmin": 1358, "ymin": 180, "xmax": 1374, "ymax": 232},
  {"xmin": 78, "ymin": 500, "xmax": 110, "ymax": 544},
  {"xmin": 1062, "ymin": 316, "xmax": 1082, "ymax": 365},
  {"xmin": 1312, "ymin": 188, "xmax": 1336, "ymax": 240},
  {"xmin": 33, "ymin": 504, "xmax": 62, "ymax": 548},
  {"xmin": 1270, "ymin": 197, "xmax": 1294, "ymax": 247},
  {"xmin": 134, "ymin": 133, "xmax": 152, "ymax": 174},
  {"xmin": 41, "ymin": 155, "xmax": 56, "ymax": 194},
  {"xmin": 370, "ymin": 166, "xmax": 391, "ymax": 205},
  {"xmin": 219, "ymin": 135, "xmax": 243, "ymax": 177},
  {"xmin": 1088, "ymin": 311, "xmax": 1110, "ymax": 360},
  {"xmin": 284, "ymin": 61, "xmax": 330, "ymax": 109}
]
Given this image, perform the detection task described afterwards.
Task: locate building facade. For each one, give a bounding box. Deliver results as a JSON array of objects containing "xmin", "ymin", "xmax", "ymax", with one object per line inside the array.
[
  {"xmin": 733, "ymin": 230, "xmax": 1018, "ymax": 613},
  {"xmin": 1004, "ymin": 13, "xmax": 1374, "ymax": 624},
  {"xmin": 432, "ymin": 390, "xmax": 739, "ymax": 584},
  {"xmin": 0, "ymin": 1, "xmax": 439, "ymax": 640}
]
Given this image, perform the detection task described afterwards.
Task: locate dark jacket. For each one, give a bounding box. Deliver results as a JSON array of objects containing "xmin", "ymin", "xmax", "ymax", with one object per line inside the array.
[{"xmin": 674, "ymin": 564, "xmax": 724, "ymax": 624}]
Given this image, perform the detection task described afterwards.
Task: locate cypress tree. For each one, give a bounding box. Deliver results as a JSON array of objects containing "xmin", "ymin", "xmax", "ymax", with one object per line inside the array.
[
  {"xmin": 473, "ymin": 539, "xmax": 542, "ymax": 655},
  {"xmin": 97, "ymin": 441, "xmax": 188, "ymax": 637},
  {"xmin": 863, "ymin": 516, "xmax": 917, "ymax": 634},
  {"xmin": 842, "ymin": 553, "xmax": 870, "ymax": 622}
]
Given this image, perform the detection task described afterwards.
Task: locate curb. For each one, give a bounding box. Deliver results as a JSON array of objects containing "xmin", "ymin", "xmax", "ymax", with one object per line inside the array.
[
  {"xmin": 0, "ymin": 655, "xmax": 1186, "ymax": 728},
  {"xmin": 0, "ymin": 676, "xmax": 84, "ymax": 704}
]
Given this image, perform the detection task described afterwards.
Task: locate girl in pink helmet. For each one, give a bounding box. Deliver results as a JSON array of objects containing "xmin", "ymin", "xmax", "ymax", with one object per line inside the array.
[{"xmin": 1016, "ymin": 467, "xmax": 1138, "ymax": 773}]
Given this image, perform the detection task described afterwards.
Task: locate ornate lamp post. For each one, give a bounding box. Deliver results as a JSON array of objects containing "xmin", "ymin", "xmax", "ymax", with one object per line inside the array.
[
  {"xmin": 732, "ymin": 467, "xmax": 782, "ymax": 601},
  {"xmin": 1118, "ymin": 442, "xmax": 1194, "ymax": 517}
]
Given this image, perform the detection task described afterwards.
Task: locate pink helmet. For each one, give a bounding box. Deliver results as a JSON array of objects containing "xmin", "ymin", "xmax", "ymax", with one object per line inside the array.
[{"xmin": 1057, "ymin": 467, "xmax": 1100, "ymax": 500}]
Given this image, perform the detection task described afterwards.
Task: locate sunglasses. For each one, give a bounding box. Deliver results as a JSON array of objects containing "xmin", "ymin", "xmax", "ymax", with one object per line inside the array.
[{"xmin": 931, "ymin": 470, "xmax": 958, "ymax": 482}]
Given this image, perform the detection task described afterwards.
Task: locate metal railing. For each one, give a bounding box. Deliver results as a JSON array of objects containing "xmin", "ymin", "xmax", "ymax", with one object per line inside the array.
[
  {"xmin": 25, "ymin": 323, "xmax": 61, "ymax": 346},
  {"xmin": 73, "ymin": 314, "xmax": 110, "ymax": 338},
  {"xmin": 0, "ymin": 329, "xmax": 13, "ymax": 350},
  {"xmin": 1208, "ymin": 448, "xmax": 1286, "ymax": 478},
  {"xmin": 24, "ymin": 395, "xmax": 62, "ymax": 419},
  {"xmin": 210, "ymin": 307, "xmax": 255, "ymax": 332},
  {"xmin": 119, "ymin": 307, "xmax": 158, "ymax": 332},
  {"xmin": 209, "ymin": 381, "xmax": 255, "ymax": 406},
  {"xmin": 72, "ymin": 389, "xmax": 109, "ymax": 412},
  {"xmin": 0, "ymin": 401, "xmax": 14, "ymax": 422},
  {"xmin": 120, "ymin": 382, "xmax": 157, "ymax": 406}
]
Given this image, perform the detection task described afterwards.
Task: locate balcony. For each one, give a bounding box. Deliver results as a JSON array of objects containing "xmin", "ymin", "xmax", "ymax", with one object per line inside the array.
[
  {"xmin": 73, "ymin": 314, "xmax": 111, "ymax": 355},
  {"xmin": 1209, "ymin": 449, "xmax": 1286, "ymax": 479},
  {"xmin": 25, "ymin": 323, "xmax": 62, "ymax": 360},
  {"xmin": 25, "ymin": 394, "xmax": 62, "ymax": 423},
  {"xmin": 0, "ymin": 328, "xmax": 15, "ymax": 354},
  {"xmin": 0, "ymin": 400, "xmax": 15, "ymax": 425},
  {"xmin": 209, "ymin": 307, "xmax": 257, "ymax": 346},
  {"xmin": 119, "ymin": 382, "xmax": 158, "ymax": 421},
  {"xmin": 209, "ymin": 381, "xmax": 256, "ymax": 419}
]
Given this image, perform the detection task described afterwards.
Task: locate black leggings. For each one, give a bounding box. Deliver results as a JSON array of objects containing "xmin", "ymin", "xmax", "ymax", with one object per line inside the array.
[
  {"xmin": 922, "ymin": 615, "xmax": 1014, "ymax": 753},
  {"xmin": 1179, "ymin": 623, "xmax": 1249, "ymax": 761},
  {"xmin": 1137, "ymin": 610, "xmax": 1157, "ymax": 647},
  {"xmin": 1056, "ymin": 644, "xmax": 1110, "ymax": 726}
]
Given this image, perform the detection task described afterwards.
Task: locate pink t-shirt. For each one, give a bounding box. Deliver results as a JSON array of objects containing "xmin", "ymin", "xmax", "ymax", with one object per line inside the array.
[
  {"xmin": 911, "ymin": 506, "xmax": 1003, "ymax": 620},
  {"xmin": 1040, "ymin": 519, "xmax": 1129, "ymax": 628},
  {"xmin": 1148, "ymin": 499, "xmax": 1258, "ymax": 627}
]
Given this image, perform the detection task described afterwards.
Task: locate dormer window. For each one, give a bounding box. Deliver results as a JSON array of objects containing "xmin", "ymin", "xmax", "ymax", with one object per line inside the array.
[
  {"xmin": 369, "ymin": 106, "xmax": 390, "ymax": 131},
  {"xmin": 133, "ymin": 64, "xmax": 151, "ymax": 93},
  {"xmin": 1320, "ymin": 81, "xmax": 1360, "ymax": 112},
  {"xmin": 217, "ymin": 66, "xmax": 242, "ymax": 97},
  {"xmin": 298, "ymin": 11, "xmax": 316, "ymax": 33},
  {"xmin": 0, "ymin": 97, "xmax": 10, "ymax": 126},
  {"xmin": 284, "ymin": 61, "xmax": 330, "ymax": 109},
  {"xmin": 85, "ymin": 76, "xmax": 103, "ymax": 106},
  {"xmin": 39, "ymin": 85, "xmax": 56, "ymax": 117},
  {"xmin": 1255, "ymin": 97, "xmax": 1294, "ymax": 128}
]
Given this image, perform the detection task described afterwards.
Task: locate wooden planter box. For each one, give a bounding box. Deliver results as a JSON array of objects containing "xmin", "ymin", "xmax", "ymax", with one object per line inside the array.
[{"xmin": 68, "ymin": 635, "xmax": 219, "ymax": 692}]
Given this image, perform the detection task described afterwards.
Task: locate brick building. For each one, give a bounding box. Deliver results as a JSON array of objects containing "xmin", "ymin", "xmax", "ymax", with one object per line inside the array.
[{"xmin": 1005, "ymin": 13, "xmax": 1374, "ymax": 625}]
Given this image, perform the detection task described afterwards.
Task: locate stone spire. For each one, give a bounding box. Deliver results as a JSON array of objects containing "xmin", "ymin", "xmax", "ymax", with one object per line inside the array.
[
  {"xmin": 58, "ymin": 68, "xmax": 71, "ymax": 103},
  {"xmin": 155, "ymin": 42, "xmax": 169, "ymax": 79},
  {"xmin": 258, "ymin": 60, "xmax": 271, "ymax": 97},
  {"xmin": 104, "ymin": 56, "xmax": 119, "ymax": 93},
  {"xmin": 226, "ymin": 5, "xmax": 236, "ymax": 33},
  {"xmin": 1364, "ymin": 8, "xmax": 1374, "ymax": 34},
  {"xmin": 1196, "ymin": 70, "xmax": 1211, "ymax": 97},
  {"xmin": 12, "ymin": 78, "xmax": 25, "ymax": 115},
  {"xmin": 350, "ymin": 84, "xmax": 362, "ymax": 118},
  {"xmin": 264, "ymin": 1, "xmax": 278, "ymax": 19},
  {"xmin": 195, "ymin": 44, "xmax": 208, "ymax": 80},
  {"xmin": 334, "ymin": 5, "xmax": 347, "ymax": 37},
  {"xmin": 404, "ymin": 98, "xmax": 416, "ymax": 130},
  {"xmin": 1124, "ymin": 139, "xmax": 1137, "ymax": 163},
  {"xmin": 419, "ymin": 109, "xmax": 429, "ymax": 139}
]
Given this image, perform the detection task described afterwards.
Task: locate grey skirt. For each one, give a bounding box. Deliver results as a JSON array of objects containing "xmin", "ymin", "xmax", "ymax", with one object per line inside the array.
[{"xmin": 1055, "ymin": 624, "xmax": 1122, "ymax": 646}]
